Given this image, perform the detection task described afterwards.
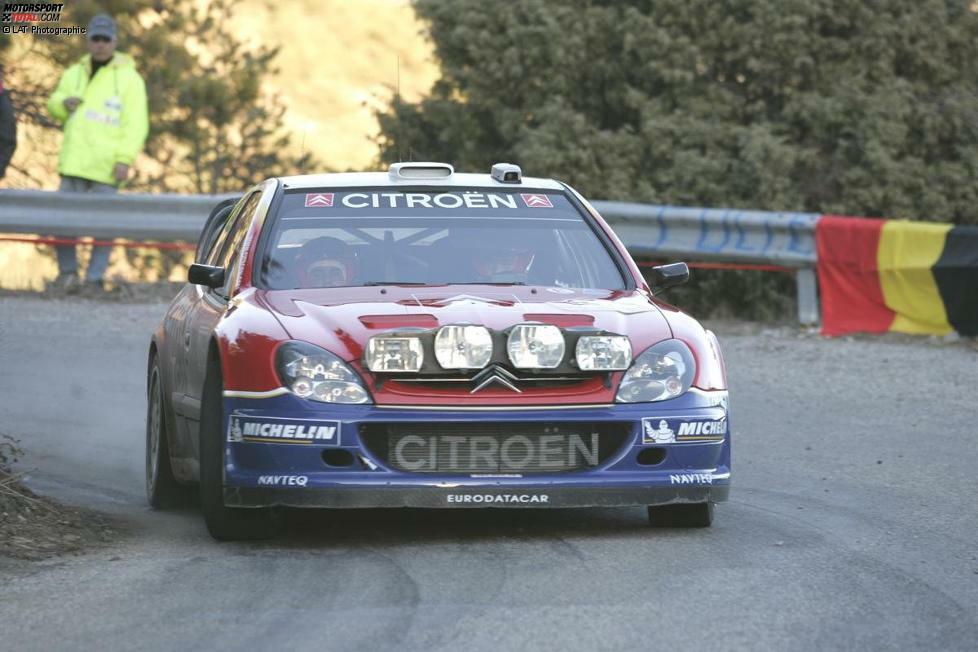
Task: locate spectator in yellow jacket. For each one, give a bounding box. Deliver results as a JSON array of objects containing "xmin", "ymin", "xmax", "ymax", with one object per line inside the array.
[{"xmin": 47, "ymin": 14, "xmax": 149, "ymax": 291}]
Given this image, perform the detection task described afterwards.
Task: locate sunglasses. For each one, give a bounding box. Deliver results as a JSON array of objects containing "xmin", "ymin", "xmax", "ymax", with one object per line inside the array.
[{"xmin": 89, "ymin": 35, "xmax": 111, "ymax": 43}]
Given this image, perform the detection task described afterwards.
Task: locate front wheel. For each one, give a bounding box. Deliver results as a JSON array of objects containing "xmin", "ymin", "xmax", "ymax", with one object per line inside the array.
[
  {"xmin": 199, "ymin": 355, "xmax": 279, "ymax": 541},
  {"xmin": 647, "ymin": 502, "xmax": 714, "ymax": 528}
]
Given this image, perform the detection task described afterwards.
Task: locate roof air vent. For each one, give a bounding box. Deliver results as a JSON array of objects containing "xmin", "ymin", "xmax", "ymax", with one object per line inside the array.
[
  {"xmin": 389, "ymin": 162, "xmax": 454, "ymax": 180},
  {"xmin": 491, "ymin": 163, "xmax": 522, "ymax": 184}
]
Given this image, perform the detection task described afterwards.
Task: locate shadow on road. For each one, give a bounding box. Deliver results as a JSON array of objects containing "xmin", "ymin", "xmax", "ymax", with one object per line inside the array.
[{"xmin": 235, "ymin": 505, "xmax": 700, "ymax": 552}]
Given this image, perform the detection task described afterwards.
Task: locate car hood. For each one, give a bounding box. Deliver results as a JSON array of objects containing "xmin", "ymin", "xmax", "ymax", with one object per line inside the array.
[{"xmin": 259, "ymin": 285, "xmax": 673, "ymax": 362}]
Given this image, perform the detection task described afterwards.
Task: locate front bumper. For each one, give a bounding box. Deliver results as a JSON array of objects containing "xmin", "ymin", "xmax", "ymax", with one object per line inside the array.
[
  {"xmin": 226, "ymin": 485, "xmax": 729, "ymax": 508},
  {"xmin": 221, "ymin": 389, "xmax": 732, "ymax": 509}
]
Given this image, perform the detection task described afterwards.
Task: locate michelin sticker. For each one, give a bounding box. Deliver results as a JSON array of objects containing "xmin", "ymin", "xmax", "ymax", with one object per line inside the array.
[
  {"xmin": 642, "ymin": 416, "xmax": 726, "ymax": 444},
  {"xmin": 228, "ymin": 414, "xmax": 340, "ymax": 445}
]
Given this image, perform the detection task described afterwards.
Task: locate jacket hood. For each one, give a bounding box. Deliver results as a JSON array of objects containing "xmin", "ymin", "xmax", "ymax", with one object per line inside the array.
[{"xmin": 75, "ymin": 51, "xmax": 138, "ymax": 72}]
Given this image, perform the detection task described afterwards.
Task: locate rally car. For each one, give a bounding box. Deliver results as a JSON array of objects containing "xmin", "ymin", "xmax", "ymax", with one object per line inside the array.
[{"xmin": 146, "ymin": 162, "xmax": 731, "ymax": 540}]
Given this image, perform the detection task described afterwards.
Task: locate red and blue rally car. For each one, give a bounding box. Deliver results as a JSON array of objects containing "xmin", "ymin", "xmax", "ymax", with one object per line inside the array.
[{"xmin": 146, "ymin": 163, "xmax": 730, "ymax": 540}]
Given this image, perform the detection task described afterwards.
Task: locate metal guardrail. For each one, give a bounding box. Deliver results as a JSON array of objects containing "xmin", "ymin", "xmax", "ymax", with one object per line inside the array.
[
  {"xmin": 0, "ymin": 189, "xmax": 820, "ymax": 324},
  {"xmin": 593, "ymin": 201, "xmax": 818, "ymax": 267},
  {"xmin": 0, "ymin": 189, "xmax": 233, "ymax": 240},
  {"xmin": 592, "ymin": 201, "xmax": 820, "ymax": 325}
]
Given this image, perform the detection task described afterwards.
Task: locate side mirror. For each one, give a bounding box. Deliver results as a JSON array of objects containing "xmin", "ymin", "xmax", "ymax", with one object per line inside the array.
[
  {"xmin": 188, "ymin": 263, "xmax": 226, "ymax": 289},
  {"xmin": 649, "ymin": 262, "xmax": 689, "ymax": 293}
]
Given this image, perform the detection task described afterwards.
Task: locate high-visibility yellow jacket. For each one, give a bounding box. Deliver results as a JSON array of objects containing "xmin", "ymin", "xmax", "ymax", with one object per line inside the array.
[{"xmin": 47, "ymin": 52, "xmax": 149, "ymax": 186}]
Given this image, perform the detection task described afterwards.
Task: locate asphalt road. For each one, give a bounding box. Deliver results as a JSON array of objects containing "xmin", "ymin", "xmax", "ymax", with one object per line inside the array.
[{"xmin": 1, "ymin": 296, "xmax": 976, "ymax": 651}]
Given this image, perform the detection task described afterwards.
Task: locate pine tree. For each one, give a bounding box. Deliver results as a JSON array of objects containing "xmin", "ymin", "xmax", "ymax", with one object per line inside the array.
[{"xmin": 379, "ymin": 0, "xmax": 978, "ymax": 224}]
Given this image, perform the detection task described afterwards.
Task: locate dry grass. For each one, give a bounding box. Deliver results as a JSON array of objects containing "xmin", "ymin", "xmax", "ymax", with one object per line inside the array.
[
  {"xmin": 230, "ymin": 0, "xmax": 439, "ymax": 170},
  {"xmin": 0, "ymin": 469, "xmax": 119, "ymax": 561}
]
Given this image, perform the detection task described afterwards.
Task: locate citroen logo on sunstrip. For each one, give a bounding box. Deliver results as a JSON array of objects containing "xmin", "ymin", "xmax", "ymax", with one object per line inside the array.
[{"xmin": 470, "ymin": 365, "xmax": 522, "ymax": 394}]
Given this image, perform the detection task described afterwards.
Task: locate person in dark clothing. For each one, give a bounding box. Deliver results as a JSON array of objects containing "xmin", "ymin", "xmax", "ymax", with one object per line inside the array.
[{"xmin": 0, "ymin": 64, "xmax": 16, "ymax": 180}]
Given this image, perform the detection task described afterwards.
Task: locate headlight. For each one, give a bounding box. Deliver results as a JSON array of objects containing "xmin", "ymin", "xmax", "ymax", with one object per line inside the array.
[
  {"xmin": 276, "ymin": 341, "xmax": 371, "ymax": 404},
  {"xmin": 434, "ymin": 325, "xmax": 493, "ymax": 369},
  {"xmin": 365, "ymin": 336, "xmax": 424, "ymax": 372},
  {"xmin": 615, "ymin": 339, "xmax": 696, "ymax": 403},
  {"xmin": 575, "ymin": 335, "xmax": 632, "ymax": 371},
  {"xmin": 507, "ymin": 324, "xmax": 565, "ymax": 369}
]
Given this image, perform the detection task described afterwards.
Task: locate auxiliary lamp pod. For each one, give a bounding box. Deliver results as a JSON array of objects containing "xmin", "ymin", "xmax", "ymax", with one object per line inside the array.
[
  {"xmin": 363, "ymin": 324, "xmax": 698, "ymax": 404},
  {"xmin": 365, "ymin": 324, "xmax": 631, "ymax": 373}
]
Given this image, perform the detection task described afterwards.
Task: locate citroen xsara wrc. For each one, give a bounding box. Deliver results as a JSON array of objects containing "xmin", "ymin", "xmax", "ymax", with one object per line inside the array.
[{"xmin": 146, "ymin": 162, "xmax": 731, "ymax": 540}]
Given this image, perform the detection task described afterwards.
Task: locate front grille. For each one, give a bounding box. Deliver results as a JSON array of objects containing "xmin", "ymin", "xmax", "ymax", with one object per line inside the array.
[
  {"xmin": 389, "ymin": 377, "xmax": 594, "ymax": 392},
  {"xmin": 360, "ymin": 422, "xmax": 629, "ymax": 474}
]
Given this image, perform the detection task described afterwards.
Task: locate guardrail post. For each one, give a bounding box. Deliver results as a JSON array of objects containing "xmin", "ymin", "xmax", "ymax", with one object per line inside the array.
[{"xmin": 796, "ymin": 267, "xmax": 819, "ymax": 325}]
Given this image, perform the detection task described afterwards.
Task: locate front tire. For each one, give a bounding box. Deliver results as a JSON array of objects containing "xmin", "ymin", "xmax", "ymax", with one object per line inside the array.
[
  {"xmin": 199, "ymin": 354, "xmax": 279, "ymax": 541},
  {"xmin": 146, "ymin": 360, "xmax": 185, "ymax": 509},
  {"xmin": 647, "ymin": 502, "xmax": 714, "ymax": 528}
]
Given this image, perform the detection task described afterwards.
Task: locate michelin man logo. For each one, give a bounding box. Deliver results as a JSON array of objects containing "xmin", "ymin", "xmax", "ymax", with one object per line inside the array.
[
  {"xmin": 644, "ymin": 419, "xmax": 676, "ymax": 444},
  {"xmin": 229, "ymin": 417, "xmax": 244, "ymax": 442}
]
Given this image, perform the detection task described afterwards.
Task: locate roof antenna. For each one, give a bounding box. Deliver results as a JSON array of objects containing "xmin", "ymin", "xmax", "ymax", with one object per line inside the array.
[
  {"xmin": 395, "ymin": 55, "xmax": 403, "ymax": 163},
  {"xmin": 299, "ymin": 125, "xmax": 308, "ymax": 170}
]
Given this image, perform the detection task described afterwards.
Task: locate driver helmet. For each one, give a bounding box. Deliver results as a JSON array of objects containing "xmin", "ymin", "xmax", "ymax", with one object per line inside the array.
[
  {"xmin": 471, "ymin": 245, "xmax": 535, "ymax": 282},
  {"xmin": 295, "ymin": 236, "xmax": 357, "ymax": 287}
]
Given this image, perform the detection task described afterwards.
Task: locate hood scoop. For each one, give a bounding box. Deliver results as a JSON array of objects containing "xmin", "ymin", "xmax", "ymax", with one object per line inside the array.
[{"xmin": 359, "ymin": 314, "xmax": 438, "ymax": 329}]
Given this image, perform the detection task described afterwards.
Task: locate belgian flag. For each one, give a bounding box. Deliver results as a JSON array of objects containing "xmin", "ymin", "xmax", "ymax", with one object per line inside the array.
[{"xmin": 816, "ymin": 217, "xmax": 978, "ymax": 337}]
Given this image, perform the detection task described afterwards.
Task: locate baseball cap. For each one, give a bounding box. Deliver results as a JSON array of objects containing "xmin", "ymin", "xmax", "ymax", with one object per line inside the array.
[{"xmin": 87, "ymin": 14, "xmax": 117, "ymax": 40}]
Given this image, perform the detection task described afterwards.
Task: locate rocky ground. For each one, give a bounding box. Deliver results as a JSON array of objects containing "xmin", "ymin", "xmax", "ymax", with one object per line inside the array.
[{"xmin": 0, "ymin": 469, "xmax": 119, "ymax": 564}]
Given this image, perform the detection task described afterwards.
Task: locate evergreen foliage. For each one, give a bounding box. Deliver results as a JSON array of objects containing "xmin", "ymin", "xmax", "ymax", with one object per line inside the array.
[{"xmin": 379, "ymin": 0, "xmax": 978, "ymax": 224}]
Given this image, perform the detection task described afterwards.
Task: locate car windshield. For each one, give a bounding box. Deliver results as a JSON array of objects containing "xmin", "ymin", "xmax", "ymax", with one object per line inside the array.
[{"xmin": 259, "ymin": 189, "xmax": 626, "ymax": 290}]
